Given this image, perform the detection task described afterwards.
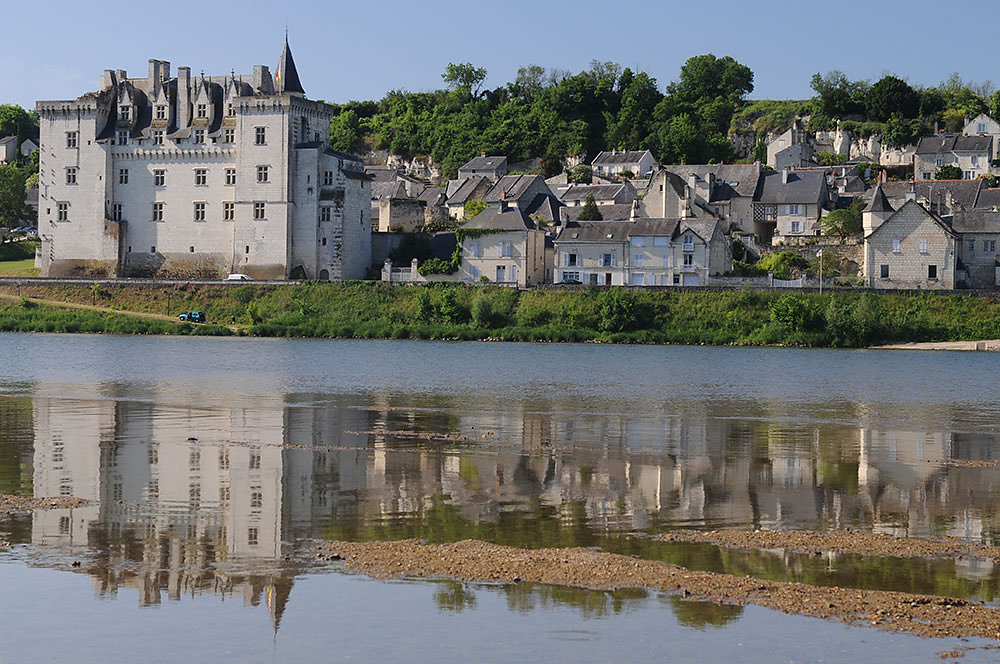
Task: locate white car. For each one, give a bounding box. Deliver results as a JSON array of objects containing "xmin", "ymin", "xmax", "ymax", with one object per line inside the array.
[{"xmin": 226, "ymin": 273, "xmax": 251, "ymax": 281}]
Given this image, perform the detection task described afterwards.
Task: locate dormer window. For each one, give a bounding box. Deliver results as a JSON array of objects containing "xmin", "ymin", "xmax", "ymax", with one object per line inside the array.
[
  {"xmin": 227, "ymin": 103, "xmax": 235, "ymax": 117},
  {"xmin": 117, "ymin": 131, "xmax": 128, "ymax": 146},
  {"xmin": 197, "ymin": 104, "xmax": 207, "ymax": 119},
  {"xmin": 120, "ymin": 106, "xmax": 130, "ymax": 120},
  {"xmin": 155, "ymin": 105, "xmax": 166, "ymax": 120}
]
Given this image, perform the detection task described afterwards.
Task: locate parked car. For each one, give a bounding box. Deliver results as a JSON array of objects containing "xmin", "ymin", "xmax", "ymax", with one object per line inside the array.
[
  {"xmin": 226, "ymin": 273, "xmax": 251, "ymax": 281},
  {"xmin": 178, "ymin": 311, "xmax": 206, "ymax": 323}
]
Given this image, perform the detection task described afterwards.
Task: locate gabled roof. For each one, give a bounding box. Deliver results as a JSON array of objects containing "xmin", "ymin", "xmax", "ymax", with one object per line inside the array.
[
  {"xmin": 865, "ymin": 199, "xmax": 958, "ymax": 240},
  {"xmin": 275, "ymin": 38, "xmax": 305, "ymax": 95},
  {"xmin": 757, "ymin": 170, "xmax": 826, "ymax": 204},
  {"xmin": 459, "ymin": 155, "xmax": 507, "ymax": 172},
  {"xmin": 863, "ymin": 184, "xmax": 893, "ymax": 213},
  {"xmin": 591, "ymin": 150, "xmax": 652, "ymax": 166},
  {"xmin": 916, "ymin": 134, "xmax": 992, "ymax": 154},
  {"xmin": 522, "ymin": 193, "xmax": 563, "ymax": 222},
  {"xmin": 975, "ymin": 188, "xmax": 1000, "ymax": 210},
  {"xmin": 483, "ymin": 174, "xmax": 543, "ymax": 203},
  {"xmin": 417, "ymin": 186, "xmax": 446, "ymax": 206},
  {"xmin": 365, "ymin": 166, "xmax": 403, "ymax": 183},
  {"xmin": 563, "ymin": 203, "xmax": 634, "ymax": 222},
  {"xmin": 446, "ymin": 177, "xmax": 488, "ymax": 204},
  {"xmin": 555, "ymin": 221, "xmax": 634, "ymax": 243},
  {"xmin": 372, "ymin": 181, "xmax": 405, "ymax": 199},
  {"xmin": 869, "ymin": 179, "xmax": 984, "ymax": 211},
  {"xmin": 558, "ymin": 183, "xmax": 627, "ymax": 203},
  {"xmin": 662, "ymin": 163, "xmax": 763, "ymax": 198},
  {"xmin": 461, "ymin": 206, "xmax": 535, "ymax": 231},
  {"xmin": 677, "ymin": 219, "xmax": 720, "ymax": 243},
  {"xmin": 0, "ymin": 136, "xmax": 16, "ymax": 146},
  {"xmin": 949, "ymin": 210, "xmax": 1000, "ymax": 233}
]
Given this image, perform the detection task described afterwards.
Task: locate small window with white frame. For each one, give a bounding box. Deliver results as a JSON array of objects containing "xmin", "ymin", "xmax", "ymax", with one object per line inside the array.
[
  {"xmin": 253, "ymin": 202, "xmax": 265, "ymax": 220},
  {"xmin": 500, "ymin": 242, "xmax": 513, "ymax": 258},
  {"xmin": 631, "ymin": 236, "xmax": 646, "ymax": 247},
  {"xmin": 152, "ymin": 202, "xmax": 164, "ymax": 221},
  {"xmin": 919, "ymin": 239, "xmax": 927, "ymax": 254},
  {"xmin": 196, "ymin": 104, "xmax": 207, "ymax": 119},
  {"xmin": 225, "ymin": 168, "xmax": 236, "ymax": 185},
  {"xmin": 224, "ymin": 128, "xmax": 235, "ymax": 143},
  {"xmin": 111, "ymin": 203, "xmax": 122, "ymax": 221},
  {"xmin": 227, "ymin": 103, "xmax": 235, "ymax": 117},
  {"xmin": 323, "ymin": 171, "xmax": 334, "ymax": 186},
  {"xmin": 892, "ymin": 239, "xmax": 901, "ymax": 253},
  {"xmin": 194, "ymin": 168, "xmax": 207, "ymax": 186},
  {"xmin": 257, "ymin": 165, "xmax": 269, "ymax": 183},
  {"xmin": 155, "ymin": 105, "xmax": 166, "ymax": 120},
  {"xmin": 255, "ymin": 126, "xmax": 266, "ymax": 145},
  {"xmin": 119, "ymin": 168, "xmax": 129, "ymax": 184},
  {"xmin": 786, "ymin": 204, "xmax": 802, "ymax": 215},
  {"xmin": 153, "ymin": 130, "xmax": 164, "ymax": 145},
  {"xmin": 320, "ymin": 207, "xmax": 331, "ymax": 222},
  {"xmin": 193, "ymin": 129, "xmax": 205, "ymax": 144},
  {"xmin": 653, "ymin": 236, "xmax": 669, "ymax": 247},
  {"xmin": 65, "ymin": 167, "xmax": 77, "ymax": 185},
  {"xmin": 790, "ymin": 220, "xmax": 802, "ymax": 234},
  {"xmin": 987, "ymin": 240, "xmax": 997, "ymax": 253},
  {"xmin": 120, "ymin": 106, "xmax": 130, "ymax": 120},
  {"xmin": 223, "ymin": 201, "xmax": 234, "ymax": 221},
  {"xmin": 117, "ymin": 131, "xmax": 128, "ymax": 146},
  {"xmin": 193, "ymin": 202, "xmax": 205, "ymax": 221},
  {"xmin": 57, "ymin": 202, "xmax": 68, "ymax": 221},
  {"xmin": 66, "ymin": 132, "xmax": 77, "ymax": 148},
  {"xmin": 153, "ymin": 169, "xmax": 165, "ymax": 186}
]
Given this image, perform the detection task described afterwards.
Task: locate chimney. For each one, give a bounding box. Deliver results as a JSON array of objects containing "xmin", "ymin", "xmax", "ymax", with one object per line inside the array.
[
  {"xmin": 945, "ymin": 189, "xmax": 954, "ymax": 214},
  {"xmin": 687, "ymin": 173, "xmax": 697, "ymax": 194},
  {"xmin": 148, "ymin": 60, "xmax": 159, "ymax": 95},
  {"xmin": 781, "ymin": 167, "xmax": 790, "ymax": 184},
  {"xmin": 629, "ymin": 198, "xmax": 639, "ymax": 221},
  {"xmin": 499, "ymin": 186, "xmax": 507, "ymax": 213},
  {"xmin": 101, "ymin": 70, "xmax": 115, "ymax": 90},
  {"xmin": 480, "ymin": 151, "xmax": 486, "ymax": 157},
  {"xmin": 934, "ymin": 121, "xmax": 939, "ymax": 134},
  {"xmin": 177, "ymin": 66, "xmax": 192, "ymax": 128},
  {"xmin": 881, "ymin": 169, "xmax": 887, "ymax": 184},
  {"xmin": 905, "ymin": 181, "xmax": 917, "ymax": 202}
]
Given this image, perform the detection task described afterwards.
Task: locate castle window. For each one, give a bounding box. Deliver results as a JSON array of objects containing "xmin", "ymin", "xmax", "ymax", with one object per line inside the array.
[
  {"xmin": 66, "ymin": 132, "xmax": 77, "ymax": 148},
  {"xmin": 227, "ymin": 103, "xmax": 235, "ymax": 117},
  {"xmin": 255, "ymin": 126, "xmax": 266, "ymax": 145},
  {"xmin": 248, "ymin": 527, "xmax": 258, "ymax": 546},
  {"xmin": 321, "ymin": 237, "xmax": 327, "ymax": 246},
  {"xmin": 880, "ymin": 264, "xmax": 889, "ymax": 278},
  {"xmin": 153, "ymin": 169, "xmax": 165, "ymax": 186},
  {"xmin": 225, "ymin": 168, "xmax": 236, "ymax": 185},
  {"xmin": 253, "ymin": 202, "xmax": 265, "ymax": 220},
  {"xmin": 152, "ymin": 202, "xmax": 163, "ymax": 221},
  {"xmin": 153, "ymin": 130, "xmax": 164, "ymax": 145},
  {"xmin": 223, "ymin": 201, "xmax": 234, "ymax": 220},
  {"xmin": 928, "ymin": 264, "xmax": 938, "ymax": 279},
  {"xmin": 117, "ymin": 131, "xmax": 128, "ymax": 146},
  {"xmin": 256, "ymin": 165, "xmax": 269, "ymax": 183},
  {"xmin": 193, "ymin": 202, "xmax": 206, "ymax": 221},
  {"xmin": 57, "ymin": 202, "xmax": 68, "ymax": 221},
  {"xmin": 194, "ymin": 168, "xmax": 207, "ymax": 186},
  {"xmin": 111, "ymin": 203, "xmax": 122, "ymax": 221},
  {"xmin": 155, "ymin": 105, "xmax": 166, "ymax": 120},
  {"xmin": 323, "ymin": 171, "xmax": 333, "ymax": 186},
  {"xmin": 119, "ymin": 169, "xmax": 128, "ymax": 184},
  {"xmin": 320, "ymin": 207, "xmax": 331, "ymax": 222},
  {"xmin": 189, "ymin": 246, "xmax": 195, "ymax": 253},
  {"xmin": 151, "ymin": 246, "xmax": 156, "ymax": 253},
  {"xmin": 224, "ymin": 128, "xmax": 235, "ymax": 143},
  {"xmin": 196, "ymin": 104, "xmax": 207, "ymax": 119},
  {"xmin": 120, "ymin": 106, "xmax": 130, "ymax": 120},
  {"xmin": 65, "ymin": 167, "xmax": 77, "ymax": 185},
  {"xmin": 193, "ymin": 129, "xmax": 205, "ymax": 144}
]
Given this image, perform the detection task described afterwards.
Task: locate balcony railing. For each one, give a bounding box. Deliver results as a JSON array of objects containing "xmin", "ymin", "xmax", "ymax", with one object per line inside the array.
[{"xmin": 682, "ymin": 242, "xmax": 695, "ymax": 252}]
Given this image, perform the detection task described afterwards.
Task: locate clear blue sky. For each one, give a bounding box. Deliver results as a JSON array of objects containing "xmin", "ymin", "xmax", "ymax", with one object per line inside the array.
[{"xmin": 5, "ymin": 0, "xmax": 994, "ymax": 110}]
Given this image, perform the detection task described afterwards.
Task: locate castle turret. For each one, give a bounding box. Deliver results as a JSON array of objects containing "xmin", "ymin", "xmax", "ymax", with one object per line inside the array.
[
  {"xmin": 863, "ymin": 184, "xmax": 894, "ymax": 235},
  {"xmin": 275, "ymin": 36, "xmax": 305, "ymax": 96}
]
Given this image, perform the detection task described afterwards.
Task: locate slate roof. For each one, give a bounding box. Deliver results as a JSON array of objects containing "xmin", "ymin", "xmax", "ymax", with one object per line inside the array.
[
  {"xmin": 757, "ymin": 171, "xmax": 826, "ymax": 204},
  {"xmin": 372, "ymin": 181, "xmax": 405, "ymax": 199},
  {"xmin": 863, "ymin": 185, "xmax": 893, "ymax": 213},
  {"xmin": 0, "ymin": 136, "xmax": 16, "ymax": 146},
  {"xmin": 483, "ymin": 174, "xmax": 543, "ymax": 203},
  {"xmin": 866, "ymin": 200, "xmax": 958, "ymax": 240},
  {"xmin": 976, "ymin": 188, "xmax": 1000, "ymax": 210},
  {"xmin": 868, "ymin": 179, "xmax": 985, "ymax": 211},
  {"xmin": 446, "ymin": 177, "xmax": 488, "ymax": 204},
  {"xmin": 461, "ymin": 206, "xmax": 535, "ymax": 231},
  {"xmin": 949, "ymin": 210, "xmax": 1000, "ymax": 233},
  {"xmin": 678, "ymin": 219, "xmax": 720, "ymax": 243},
  {"xmin": 916, "ymin": 135, "xmax": 992, "ymax": 154},
  {"xmin": 558, "ymin": 183, "xmax": 628, "ymax": 203},
  {"xmin": 275, "ymin": 38, "xmax": 305, "ymax": 95},
  {"xmin": 555, "ymin": 221, "xmax": 635, "ymax": 243},
  {"xmin": 459, "ymin": 155, "xmax": 507, "ymax": 172},
  {"xmin": 417, "ymin": 186, "xmax": 446, "ymax": 206},
  {"xmin": 661, "ymin": 163, "xmax": 763, "ymax": 198},
  {"xmin": 562, "ymin": 203, "xmax": 633, "ymax": 222},
  {"xmin": 522, "ymin": 193, "xmax": 563, "ymax": 222},
  {"xmin": 591, "ymin": 150, "xmax": 652, "ymax": 166},
  {"xmin": 365, "ymin": 166, "xmax": 401, "ymax": 183}
]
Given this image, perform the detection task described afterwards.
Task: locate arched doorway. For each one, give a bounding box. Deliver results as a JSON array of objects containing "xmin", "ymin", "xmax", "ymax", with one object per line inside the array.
[{"xmin": 319, "ymin": 269, "xmax": 330, "ymax": 280}]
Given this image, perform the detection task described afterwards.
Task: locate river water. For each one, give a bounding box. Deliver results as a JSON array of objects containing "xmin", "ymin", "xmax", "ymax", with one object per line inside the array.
[{"xmin": 2, "ymin": 334, "xmax": 1000, "ymax": 662}]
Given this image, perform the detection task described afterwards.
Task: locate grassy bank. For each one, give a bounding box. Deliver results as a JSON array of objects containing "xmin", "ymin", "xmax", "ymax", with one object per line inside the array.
[{"xmin": 2, "ymin": 282, "xmax": 1000, "ymax": 347}]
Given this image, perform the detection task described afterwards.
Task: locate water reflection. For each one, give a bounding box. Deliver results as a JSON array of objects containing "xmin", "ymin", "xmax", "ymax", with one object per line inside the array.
[{"xmin": 3, "ymin": 382, "xmax": 1000, "ymax": 615}]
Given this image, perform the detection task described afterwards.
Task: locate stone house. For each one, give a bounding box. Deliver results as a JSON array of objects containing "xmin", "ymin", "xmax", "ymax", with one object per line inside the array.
[
  {"xmin": 457, "ymin": 204, "xmax": 548, "ymax": 286},
  {"xmin": 867, "ymin": 179, "xmax": 985, "ymax": 215},
  {"xmin": 365, "ymin": 165, "xmax": 424, "ymax": 196},
  {"xmin": 661, "ymin": 163, "xmax": 764, "ymax": 233},
  {"xmin": 964, "ymin": 113, "xmax": 1000, "ymax": 141},
  {"xmin": 562, "ymin": 203, "xmax": 633, "ymax": 222},
  {"xmin": 638, "ymin": 169, "xmax": 717, "ymax": 220},
  {"xmin": 950, "ymin": 210, "xmax": 1000, "ymax": 289},
  {"xmin": 458, "ymin": 154, "xmax": 508, "ymax": 181},
  {"xmin": 482, "ymin": 174, "xmax": 552, "ymax": 211},
  {"xmin": 555, "ymin": 182, "xmax": 636, "ymax": 207},
  {"xmin": 0, "ymin": 136, "xmax": 37, "ymax": 164},
  {"xmin": 864, "ymin": 196, "xmax": 958, "ymax": 289},
  {"xmin": 754, "ymin": 169, "xmax": 829, "ymax": 244},
  {"xmin": 591, "ymin": 150, "xmax": 656, "ymax": 178},
  {"xmin": 36, "ymin": 40, "xmax": 371, "ymax": 280},
  {"xmin": 375, "ymin": 197, "xmax": 425, "ymax": 232},
  {"xmin": 553, "ymin": 218, "xmax": 729, "ymax": 286},
  {"xmin": 914, "ymin": 135, "xmax": 993, "ymax": 181},
  {"xmin": 445, "ymin": 176, "xmax": 491, "ymax": 219}
]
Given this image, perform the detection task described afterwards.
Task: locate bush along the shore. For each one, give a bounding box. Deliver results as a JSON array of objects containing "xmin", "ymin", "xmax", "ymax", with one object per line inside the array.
[{"xmin": 3, "ymin": 282, "xmax": 1000, "ymax": 348}]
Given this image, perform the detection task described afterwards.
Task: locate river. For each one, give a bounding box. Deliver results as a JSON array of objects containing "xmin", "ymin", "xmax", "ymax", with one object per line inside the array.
[{"xmin": 2, "ymin": 334, "xmax": 999, "ymax": 662}]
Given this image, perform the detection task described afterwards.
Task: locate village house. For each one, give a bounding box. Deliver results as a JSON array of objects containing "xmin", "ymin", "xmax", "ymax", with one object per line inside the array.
[
  {"xmin": 457, "ymin": 203, "xmax": 548, "ymax": 286},
  {"xmin": 863, "ymin": 188, "xmax": 958, "ymax": 289},
  {"xmin": 365, "ymin": 165, "xmax": 424, "ymax": 197},
  {"xmin": 482, "ymin": 174, "xmax": 553, "ymax": 211},
  {"xmin": 866, "ymin": 179, "xmax": 985, "ymax": 215},
  {"xmin": 638, "ymin": 169, "xmax": 717, "ymax": 220},
  {"xmin": 0, "ymin": 136, "xmax": 37, "ymax": 164},
  {"xmin": 458, "ymin": 154, "xmax": 508, "ymax": 181},
  {"xmin": 561, "ymin": 203, "xmax": 634, "ymax": 222},
  {"xmin": 950, "ymin": 210, "xmax": 1000, "ymax": 288},
  {"xmin": 964, "ymin": 113, "xmax": 1000, "ymax": 142},
  {"xmin": 767, "ymin": 120, "xmax": 813, "ymax": 170},
  {"xmin": 754, "ymin": 168, "xmax": 829, "ymax": 243},
  {"xmin": 36, "ymin": 40, "xmax": 372, "ymax": 280},
  {"xmin": 661, "ymin": 163, "xmax": 764, "ymax": 233},
  {"xmin": 553, "ymin": 218, "xmax": 729, "ymax": 286},
  {"xmin": 591, "ymin": 150, "xmax": 656, "ymax": 178},
  {"xmin": 444, "ymin": 176, "xmax": 491, "ymax": 219},
  {"xmin": 914, "ymin": 135, "xmax": 993, "ymax": 181}
]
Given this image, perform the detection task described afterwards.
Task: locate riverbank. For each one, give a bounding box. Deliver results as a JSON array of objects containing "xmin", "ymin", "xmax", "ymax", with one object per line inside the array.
[
  {"xmin": 2, "ymin": 281, "xmax": 1000, "ymax": 348},
  {"xmin": 317, "ymin": 538, "xmax": 1000, "ymax": 640}
]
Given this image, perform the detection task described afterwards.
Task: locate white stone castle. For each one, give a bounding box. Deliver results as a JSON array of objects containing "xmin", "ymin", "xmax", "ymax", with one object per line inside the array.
[{"xmin": 36, "ymin": 39, "xmax": 371, "ymax": 280}]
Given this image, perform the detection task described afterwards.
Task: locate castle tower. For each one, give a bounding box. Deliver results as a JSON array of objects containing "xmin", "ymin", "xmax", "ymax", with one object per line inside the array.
[{"xmin": 274, "ymin": 36, "xmax": 305, "ymax": 96}]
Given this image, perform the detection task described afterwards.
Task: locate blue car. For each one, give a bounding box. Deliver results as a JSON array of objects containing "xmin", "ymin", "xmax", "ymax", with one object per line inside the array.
[{"xmin": 178, "ymin": 311, "xmax": 206, "ymax": 323}]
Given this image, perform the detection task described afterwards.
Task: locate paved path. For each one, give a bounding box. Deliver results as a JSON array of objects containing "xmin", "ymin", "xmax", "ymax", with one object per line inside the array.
[{"xmin": 873, "ymin": 340, "xmax": 1000, "ymax": 352}]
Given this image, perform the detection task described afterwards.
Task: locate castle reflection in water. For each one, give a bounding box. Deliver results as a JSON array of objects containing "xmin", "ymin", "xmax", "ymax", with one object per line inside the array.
[{"xmin": 16, "ymin": 389, "xmax": 1000, "ymax": 622}]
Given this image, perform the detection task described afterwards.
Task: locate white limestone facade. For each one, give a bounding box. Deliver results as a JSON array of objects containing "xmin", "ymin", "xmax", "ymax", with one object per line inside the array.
[{"xmin": 36, "ymin": 43, "xmax": 370, "ymax": 280}]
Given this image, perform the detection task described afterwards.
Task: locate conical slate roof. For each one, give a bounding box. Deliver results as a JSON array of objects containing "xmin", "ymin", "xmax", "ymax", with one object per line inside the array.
[
  {"xmin": 864, "ymin": 184, "xmax": 893, "ymax": 213},
  {"xmin": 275, "ymin": 38, "xmax": 305, "ymax": 95}
]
